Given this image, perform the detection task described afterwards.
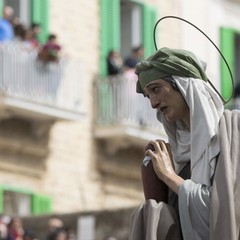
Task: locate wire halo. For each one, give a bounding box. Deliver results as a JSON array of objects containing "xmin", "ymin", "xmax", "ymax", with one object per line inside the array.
[{"xmin": 153, "ymin": 16, "xmax": 234, "ymax": 105}]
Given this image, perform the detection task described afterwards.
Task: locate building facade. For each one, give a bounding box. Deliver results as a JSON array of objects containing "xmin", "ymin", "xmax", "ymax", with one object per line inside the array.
[{"xmin": 0, "ymin": 0, "xmax": 239, "ymax": 218}]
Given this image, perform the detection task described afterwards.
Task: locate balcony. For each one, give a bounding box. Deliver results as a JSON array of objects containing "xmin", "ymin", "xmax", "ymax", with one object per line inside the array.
[
  {"xmin": 0, "ymin": 42, "xmax": 84, "ymax": 122},
  {"xmin": 94, "ymin": 73, "xmax": 167, "ymax": 150}
]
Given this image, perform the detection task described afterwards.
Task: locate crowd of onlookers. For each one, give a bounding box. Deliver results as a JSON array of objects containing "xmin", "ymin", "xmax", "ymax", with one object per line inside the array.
[
  {"xmin": 0, "ymin": 215, "xmax": 75, "ymax": 240},
  {"xmin": 1, "ymin": 5, "xmax": 142, "ymax": 71},
  {"xmin": 0, "ymin": 215, "xmax": 121, "ymax": 240},
  {"xmin": 0, "ymin": 5, "xmax": 61, "ymax": 64}
]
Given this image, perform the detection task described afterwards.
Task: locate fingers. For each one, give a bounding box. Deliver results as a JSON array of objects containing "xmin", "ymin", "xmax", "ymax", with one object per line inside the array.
[
  {"xmin": 144, "ymin": 140, "xmax": 168, "ymax": 153},
  {"xmin": 150, "ymin": 140, "xmax": 167, "ymax": 152},
  {"xmin": 144, "ymin": 143, "xmax": 155, "ymax": 152},
  {"xmin": 146, "ymin": 140, "xmax": 175, "ymax": 181},
  {"xmin": 165, "ymin": 143, "xmax": 174, "ymax": 170},
  {"xmin": 144, "ymin": 140, "xmax": 169, "ymax": 159},
  {"xmin": 165, "ymin": 143, "xmax": 172, "ymax": 158}
]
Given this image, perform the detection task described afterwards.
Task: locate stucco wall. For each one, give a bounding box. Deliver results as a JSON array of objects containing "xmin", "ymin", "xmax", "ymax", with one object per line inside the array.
[{"xmin": 1, "ymin": 0, "xmax": 239, "ymax": 215}]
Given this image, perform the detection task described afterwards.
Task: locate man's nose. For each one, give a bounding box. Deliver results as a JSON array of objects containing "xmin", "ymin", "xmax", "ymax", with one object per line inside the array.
[{"xmin": 149, "ymin": 96, "xmax": 159, "ymax": 109}]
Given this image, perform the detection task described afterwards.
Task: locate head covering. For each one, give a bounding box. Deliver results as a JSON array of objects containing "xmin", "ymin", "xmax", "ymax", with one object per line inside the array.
[
  {"xmin": 137, "ymin": 47, "xmax": 224, "ymax": 185},
  {"xmin": 135, "ymin": 47, "xmax": 208, "ymax": 94},
  {"xmin": 157, "ymin": 76, "xmax": 224, "ymax": 186}
]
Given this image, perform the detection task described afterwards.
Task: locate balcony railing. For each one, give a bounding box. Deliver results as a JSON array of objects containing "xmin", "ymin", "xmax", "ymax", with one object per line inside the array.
[
  {"xmin": 0, "ymin": 42, "xmax": 84, "ymax": 120},
  {"xmin": 94, "ymin": 72, "xmax": 166, "ymax": 141}
]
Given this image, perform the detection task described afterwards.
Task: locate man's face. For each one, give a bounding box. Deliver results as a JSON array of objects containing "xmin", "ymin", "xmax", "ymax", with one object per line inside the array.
[
  {"xmin": 144, "ymin": 79, "xmax": 189, "ymax": 124},
  {"xmin": 3, "ymin": 6, "xmax": 14, "ymax": 20},
  {"xmin": 33, "ymin": 26, "xmax": 41, "ymax": 35}
]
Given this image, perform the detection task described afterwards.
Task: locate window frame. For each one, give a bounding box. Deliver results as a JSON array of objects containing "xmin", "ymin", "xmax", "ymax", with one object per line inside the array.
[{"xmin": 0, "ymin": 185, "xmax": 52, "ymax": 216}]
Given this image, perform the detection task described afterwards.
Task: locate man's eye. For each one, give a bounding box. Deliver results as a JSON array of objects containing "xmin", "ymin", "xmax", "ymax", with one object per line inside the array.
[{"xmin": 152, "ymin": 87, "xmax": 158, "ymax": 93}]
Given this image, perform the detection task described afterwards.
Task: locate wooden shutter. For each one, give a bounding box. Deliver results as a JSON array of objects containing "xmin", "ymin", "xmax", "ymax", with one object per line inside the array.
[
  {"xmin": 100, "ymin": 0, "xmax": 120, "ymax": 76},
  {"xmin": 32, "ymin": 193, "xmax": 52, "ymax": 215},
  {"xmin": 31, "ymin": 0, "xmax": 49, "ymax": 44},
  {"xmin": 220, "ymin": 27, "xmax": 235, "ymax": 101},
  {"xmin": 142, "ymin": 4, "xmax": 157, "ymax": 58}
]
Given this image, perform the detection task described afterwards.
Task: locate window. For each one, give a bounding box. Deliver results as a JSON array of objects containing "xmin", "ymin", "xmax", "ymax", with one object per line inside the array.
[
  {"xmin": 4, "ymin": 0, "xmax": 31, "ymax": 26},
  {"xmin": 120, "ymin": 0, "xmax": 157, "ymax": 59},
  {"xmin": 234, "ymin": 33, "xmax": 240, "ymax": 86},
  {"xmin": 0, "ymin": 186, "xmax": 52, "ymax": 216},
  {"xmin": 100, "ymin": 0, "xmax": 120, "ymax": 76},
  {"xmin": 0, "ymin": 0, "xmax": 49, "ymax": 44},
  {"xmin": 4, "ymin": 191, "xmax": 31, "ymax": 216},
  {"xmin": 100, "ymin": 0, "xmax": 157, "ymax": 76},
  {"xmin": 120, "ymin": 1, "xmax": 142, "ymax": 60},
  {"xmin": 220, "ymin": 27, "xmax": 239, "ymax": 100}
]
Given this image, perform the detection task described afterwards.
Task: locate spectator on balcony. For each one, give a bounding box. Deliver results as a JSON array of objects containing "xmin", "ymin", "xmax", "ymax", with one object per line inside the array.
[
  {"xmin": 123, "ymin": 45, "xmax": 144, "ymax": 69},
  {"xmin": 38, "ymin": 34, "xmax": 61, "ymax": 63},
  {"xmin": 28, "ymin": 23, "xmax": 41, "ymax": 49},
  {"xmin": 0, "ymin": 6, "xmax": 14, "ymax": 42},
  {"xmin": 13, "ymin": 24, "xmax": 32, "ymax": 50},
  {"xmin": 12, "ymin": 17, "xmax": 24, "ymax": 41},
  {"xmin": 12, "ymin": 20, "xmax": 41, "ymax": 51},
  {"xmin": 129, "ymin": 47, "xmax": 240, "ymax": 240},
  {"xmin": 106, "ymin": 50, "xmax": 123, "ymax": 76}
]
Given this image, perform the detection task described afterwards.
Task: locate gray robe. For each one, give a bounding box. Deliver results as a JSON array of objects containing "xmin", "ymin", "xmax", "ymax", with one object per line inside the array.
[
  {"xmin": 129, "ymin": 110, "xmax": 240, "ymax": 240},
  {"xmin": 210, "ymin": 109, "xmax": 240, "ymax": 239}
]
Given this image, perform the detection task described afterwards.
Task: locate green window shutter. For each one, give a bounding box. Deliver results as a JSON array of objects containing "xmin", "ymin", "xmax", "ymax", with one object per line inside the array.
[
  {"xmin": 0, "ymin": 186, "xmax": 3, "ymax": 214},
  {"xmin": 220, "ymin": 27, "xmax": 235, "ymax": 100},
  {"xmin": 32, "ymin": 193, "xmax": 52, "ymax": 215},
  {"xmin": 100, "ymin": 0, "xmax": 120, "ymax": 76},
  {"xmin": 142, "ymin": 4, "xmax": 157, "ymax": 58},
  {"xmin": 0, "ymin": 0, "xmax": 3, "ymax": 18},
  {"xmin": 31, "ymin": 0, "xmax": 49, "ymax": 44}
]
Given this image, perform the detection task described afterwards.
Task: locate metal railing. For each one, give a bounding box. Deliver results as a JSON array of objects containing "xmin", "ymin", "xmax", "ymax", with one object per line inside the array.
[
  {"xmin": 0, "ymin": 42, "xmax": 83, "ymax": 112},
  {"xmin": 94, "ymin": 71, "xmax": 164, "ymax": 132}
]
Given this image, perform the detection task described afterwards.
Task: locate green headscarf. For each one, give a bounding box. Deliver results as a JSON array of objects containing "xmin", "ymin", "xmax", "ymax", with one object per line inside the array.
[{"xmin": 135, "ymin": 47, "xmax": 208, "ymax": 94}]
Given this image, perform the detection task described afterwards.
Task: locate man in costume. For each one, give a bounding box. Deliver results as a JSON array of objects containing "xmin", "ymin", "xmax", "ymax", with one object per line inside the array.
[{"xmin": 129, "ymin": 47, "xmax": 240, "ymax": 240}]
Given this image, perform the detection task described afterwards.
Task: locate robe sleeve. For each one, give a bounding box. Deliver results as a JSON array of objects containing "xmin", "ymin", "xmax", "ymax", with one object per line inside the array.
[{"xmin": 178, "ymin": 179, "xmax": 211, "ymax": 240}]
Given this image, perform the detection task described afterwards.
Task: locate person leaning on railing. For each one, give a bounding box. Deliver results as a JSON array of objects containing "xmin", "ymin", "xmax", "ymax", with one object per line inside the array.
[
  {"xmin": 0, "ymin": 6, "xmax": 14, "ymax": 42},
  {"xmin": 106, "ymin": 49, "xmax": 123, "ymax": 76},
  {"xmin": 38, "ymin": 34, "xmax": 61, "ymax": 64}
]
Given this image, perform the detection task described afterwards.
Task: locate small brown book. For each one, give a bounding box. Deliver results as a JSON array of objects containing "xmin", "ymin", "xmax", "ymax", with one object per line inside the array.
[{"xmin": 141, "ymin": 160, "xmax": 168, "ymax": 203}]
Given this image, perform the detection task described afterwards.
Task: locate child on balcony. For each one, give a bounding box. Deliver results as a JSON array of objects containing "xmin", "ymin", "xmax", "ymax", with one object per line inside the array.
[{"xmin": 38, "ymin": 34, "xmax": 61, "ymax": 63}]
